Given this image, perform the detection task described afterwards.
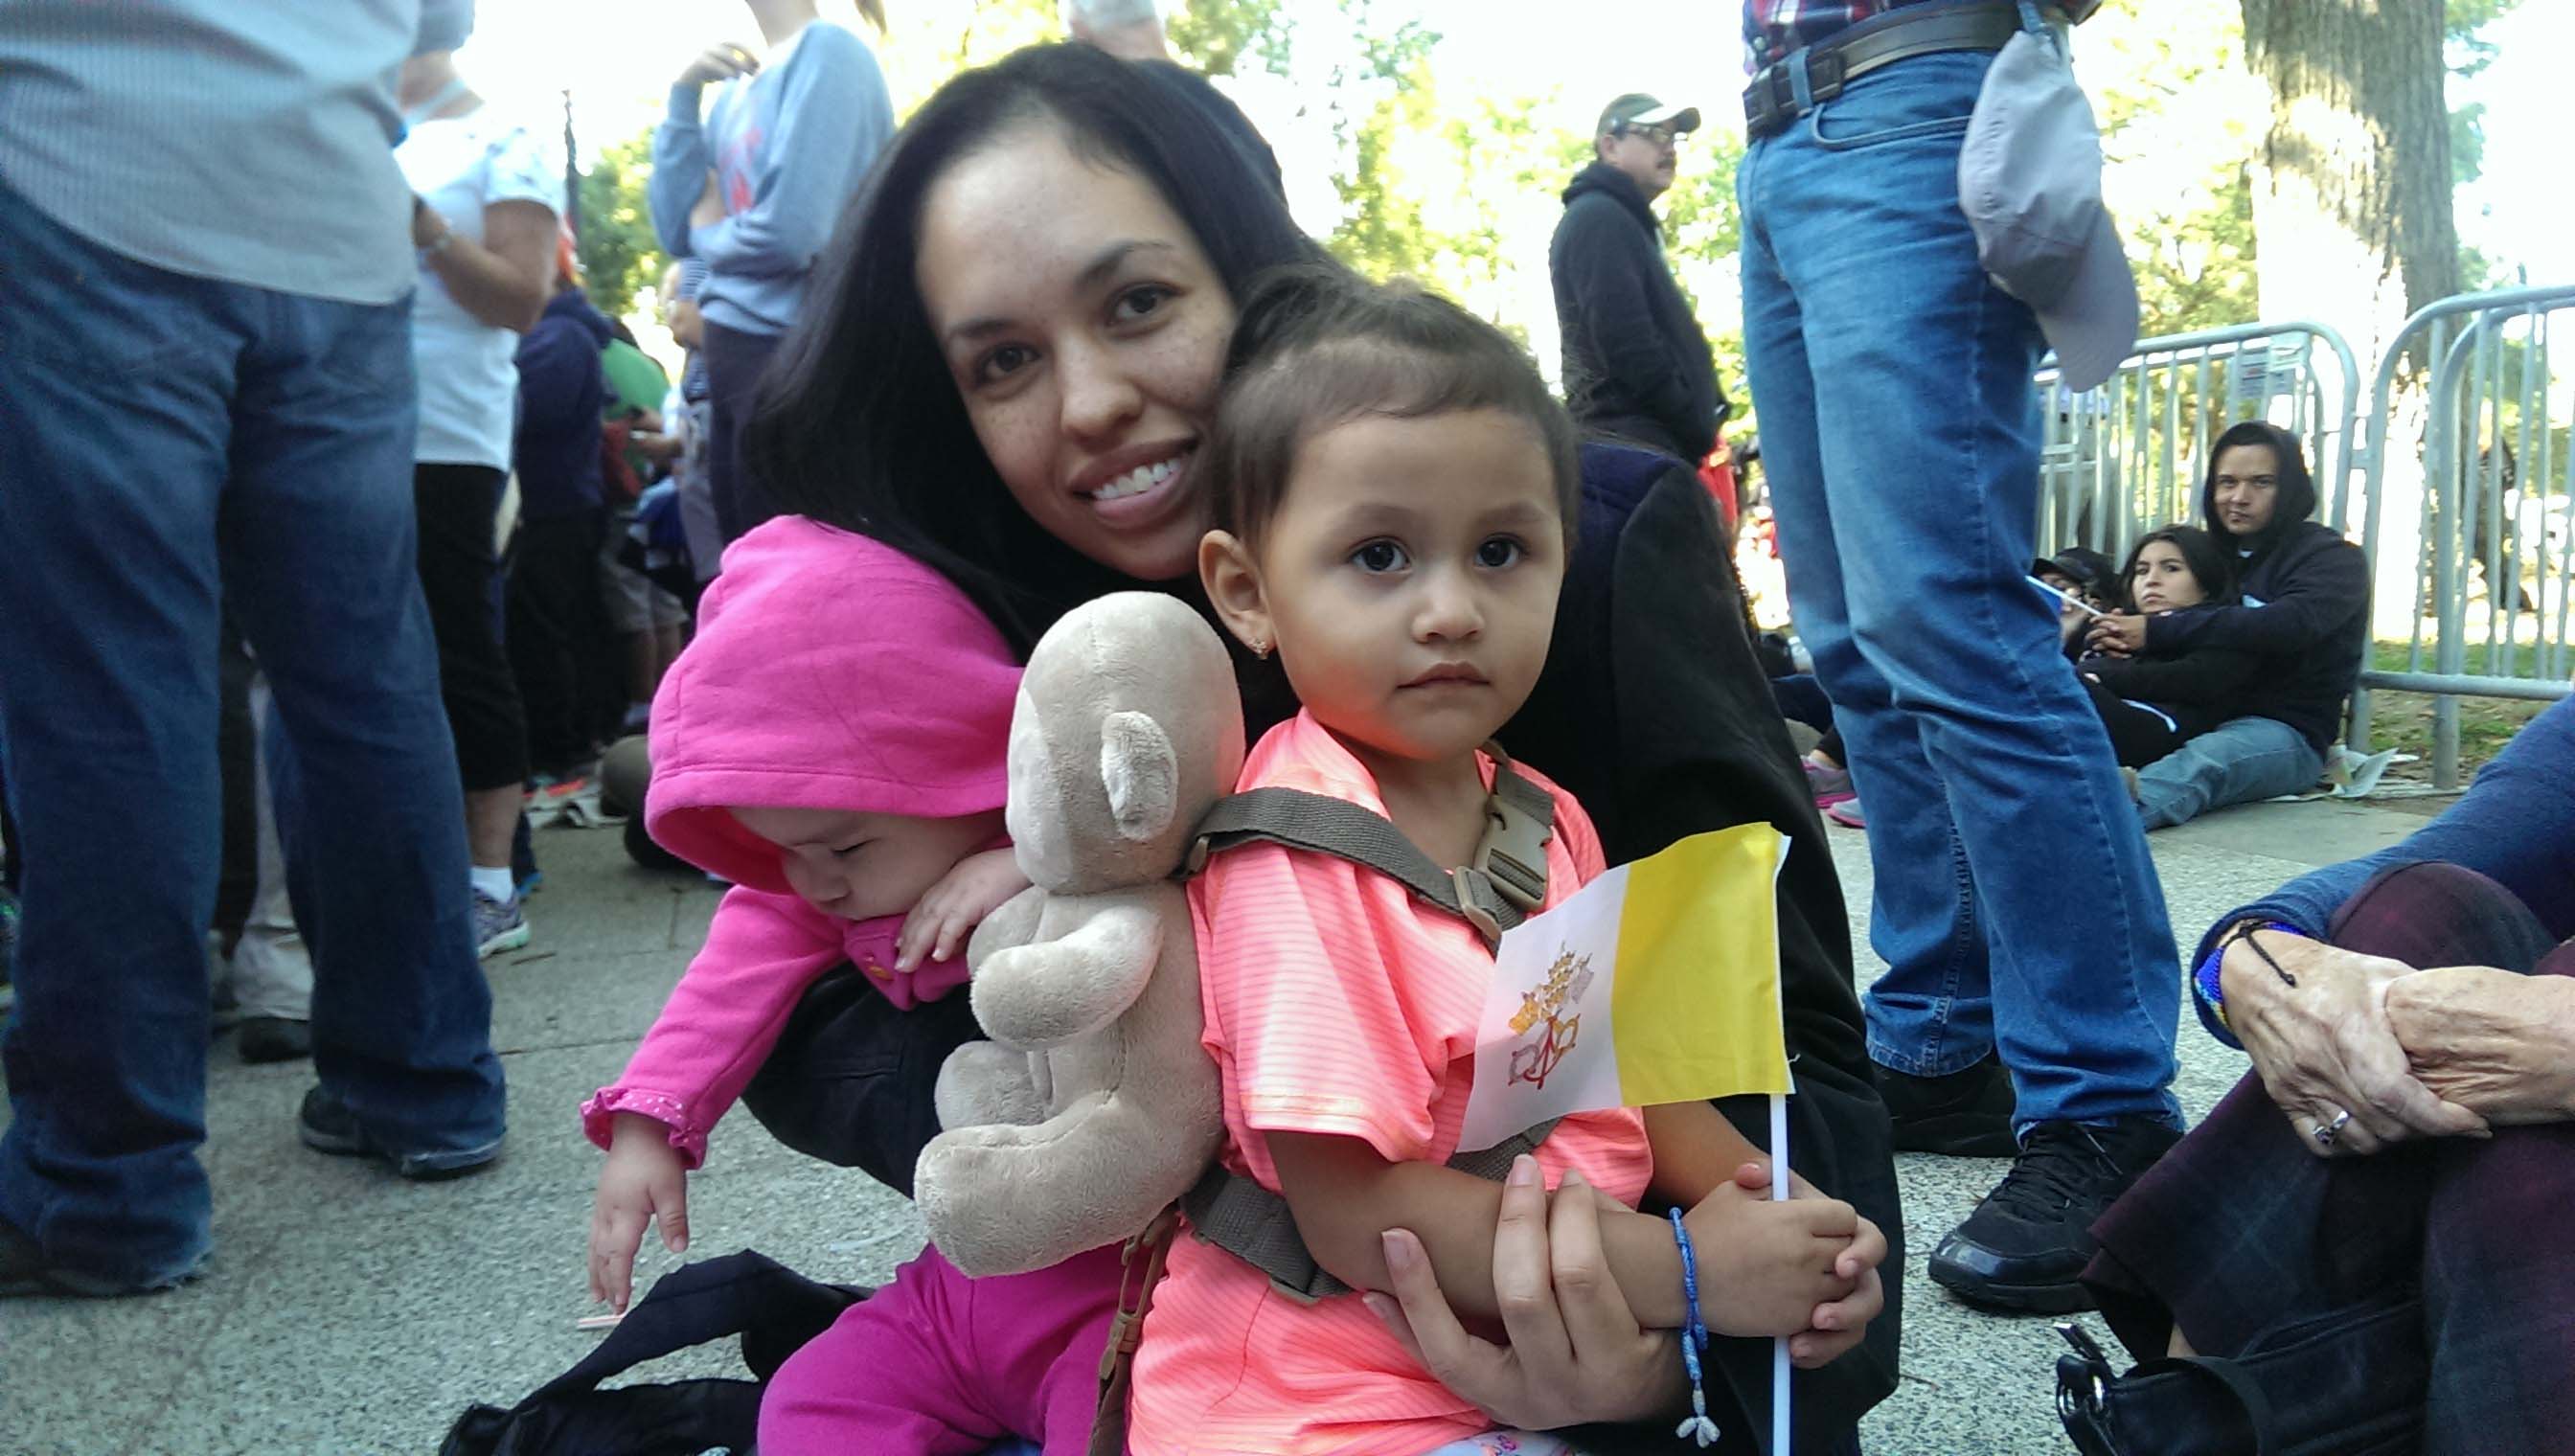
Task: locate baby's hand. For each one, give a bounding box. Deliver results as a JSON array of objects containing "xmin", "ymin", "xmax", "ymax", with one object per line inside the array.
[
  {"xmin": 897, "ymin": 847, "xmax": 1030, "ymax": 973},
  {"xmin": 588, "ymin": 1113, "xmax": 690, "ymax": 1313},
  {"xmin": 1678, "ymin": 1173, "xmax": 1860, "ymax": 1339}
]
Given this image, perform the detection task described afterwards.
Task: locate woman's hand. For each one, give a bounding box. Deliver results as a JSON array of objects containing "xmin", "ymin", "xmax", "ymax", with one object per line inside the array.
[
  {"xmin": 676, "ymin": 43, "xmax": 759, "ymax": 90},
  {"xmin": 2086, "ymin": 612, "xmax": 2149, "ymax": 657},
  {"xmin": 1367, "ymin": 1167, "xmax": 1684, "ymax": 1431},
  {"xmin": 896, "ymin": 848, "xmax": 1030, "ymax": 973},
  {"xmin": 410, "ymin": 194, "xmax": 448, "ymax": 250},
  {"xmin": 2221, "ymin": 929, "xmax": 2489, "ymax": 1156},
  {"xmin": 2384, "ymin": 966, "xmax": 2575, "ymax": 1126},
  {"xmin": 588, "ymin": 1113, "xmax": 690, "ymax": 1312}
]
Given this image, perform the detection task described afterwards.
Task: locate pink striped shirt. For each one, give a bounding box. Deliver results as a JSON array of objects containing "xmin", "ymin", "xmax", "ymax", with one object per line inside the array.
[{"xmin": 1128, "ymin": 712, "xmax": 1652, "ymax": 1456}]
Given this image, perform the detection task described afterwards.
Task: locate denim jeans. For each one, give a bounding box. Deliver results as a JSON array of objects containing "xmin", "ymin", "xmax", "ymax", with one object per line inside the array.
[
  {"xmin": 0, "ymin": 181, "xmax": 506, "ymax": 1287},
  {"xmin": 1737, "ymin": 51, "xmax": 2179, "ymax": 1127},
  {"xmin": 2133, "ymin": 717, "xmax": 2324, "ymax": 830}
]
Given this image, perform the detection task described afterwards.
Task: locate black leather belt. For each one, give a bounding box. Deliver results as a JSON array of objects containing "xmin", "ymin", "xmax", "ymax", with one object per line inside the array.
[{"xmin": 1743, "ymin": 0, "xmax": 2082, "ymax": 143}]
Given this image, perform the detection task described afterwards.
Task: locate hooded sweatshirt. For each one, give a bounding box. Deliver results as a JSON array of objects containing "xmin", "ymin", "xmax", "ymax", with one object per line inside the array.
[
  {"xmin": 513, "ymin": 286, "xmax": 613, "ymax": 520},
  {"xmin": 581, "ymin": 518, "xmax": 1021, "ymax": 1166},
  {"xmin": 1549, "ymin": 160, "xmax": 1725, "ymax": 464},
  {"xmin": 2145, "ymin": 433, "xmax": 2369, "ymax": 752}
]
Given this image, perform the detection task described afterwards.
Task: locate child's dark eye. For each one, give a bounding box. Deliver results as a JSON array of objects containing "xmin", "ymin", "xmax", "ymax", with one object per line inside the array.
[
  {"xmin": 1476, "ymin": 536, "xmax": 1526, "ymax": 569},
  {"xmin": 1353, "ymin": 540, "xmax": 1408, "ymax": 573}
]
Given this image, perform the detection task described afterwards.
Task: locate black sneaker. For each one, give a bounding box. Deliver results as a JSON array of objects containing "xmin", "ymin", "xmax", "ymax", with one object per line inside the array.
[
  {"xmin": 1928, "ymin": 1115, "xmax": 2182, "ymax": 1314},
  {"xmin": 1877, "ymin": 1055, "xmax": 2019, "ymax": 1157},
  {"xmin": 296, "ymin": 1086, "xmax": 502, "ymax": 1181},
  {"xmin": 238, "ymin": 1016, "xmax": 312, "ymax": 1065}
]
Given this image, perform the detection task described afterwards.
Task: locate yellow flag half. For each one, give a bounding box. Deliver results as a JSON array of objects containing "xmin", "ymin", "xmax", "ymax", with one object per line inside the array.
[{"xmin": 1458, "ymin": 823, "xmax": 1792, "ymax": 1151}]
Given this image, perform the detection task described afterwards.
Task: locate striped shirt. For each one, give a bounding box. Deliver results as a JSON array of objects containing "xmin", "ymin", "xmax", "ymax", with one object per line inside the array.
[
  {"xmin": 1743, "ymin": 0, "xmax": 1943, "ymax": 71},
  {"xmin": 1128, "ymin": 712, "xmax": 1652, "ymax": 1456},
  {"xmin": 0, "ymin": 1, "xmax": 471, "ymax": 304}
]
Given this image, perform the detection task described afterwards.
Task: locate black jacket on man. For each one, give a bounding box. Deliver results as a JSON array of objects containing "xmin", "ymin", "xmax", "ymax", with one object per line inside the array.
[
  {"xmin": 2146, "ymin": 445, "xmax": 2369, "ymax": 753},
  {"xmin": 1509, "ymin": 444, "xmax": 1900, "ymax": 1454},
  {"xmin": 1551, "ymin": 161, "xmax": 1726, "ymax": 465}
]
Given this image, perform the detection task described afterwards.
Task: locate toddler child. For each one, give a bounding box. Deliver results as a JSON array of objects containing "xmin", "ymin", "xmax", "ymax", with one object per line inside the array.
[
  {"xmin": 580, "ymin": 516, "xmax": 1116, "ymax": 1455},
  {"xmin": 1126, "ymin": 268, "xmax": 1874, "ymax": 1456}
]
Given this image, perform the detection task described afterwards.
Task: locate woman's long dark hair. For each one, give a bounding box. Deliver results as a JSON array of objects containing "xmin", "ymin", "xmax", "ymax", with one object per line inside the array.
[
  {"xmin": 2115, "ymin": 524, "xmax": 2238, "ymax": 613},
  {"xmin": 746, "ymin": 44, "xmax": 1328, "ymax": 654}
]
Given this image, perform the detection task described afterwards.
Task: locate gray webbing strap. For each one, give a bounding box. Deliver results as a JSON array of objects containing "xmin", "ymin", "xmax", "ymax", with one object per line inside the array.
[
  {"xmin": 1179, "ymin": 1118, "xmax": 1564, "ymax": 1304},
  {"xmin": 1177, "ymin": 744, "xmax": 1565, "ymax": 1301},
  {"xmin": 1186, "ymin": 744, "xmax": 1556, "ymax": 951}
]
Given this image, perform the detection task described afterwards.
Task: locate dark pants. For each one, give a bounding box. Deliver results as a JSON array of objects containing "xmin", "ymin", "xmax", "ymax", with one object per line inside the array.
[
  {"xmin": 2081, "ymin": 677, "xmax": 2184, "ymax": 769},
  {"xmin": 416, "ymin": 464, "xmax": 532, "ymax": 792},
  {"xmin": 508, "ymin": 510, "xmax": 607, "ymax": 777},
  {"xmin": 0, "ymin": 178, "xmax": 506, "ymax": 1287},
  {"xmin": 701, "ymin": 320, "xmax": 786, "ymax": 547},
  {"xmin": 2085, "ymin": 862, "xmax": 2575, "ymax": 1454}
]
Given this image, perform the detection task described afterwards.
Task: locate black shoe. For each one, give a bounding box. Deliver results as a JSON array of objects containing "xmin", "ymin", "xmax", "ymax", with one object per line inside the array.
[
  {"xmin": 238, "ymin": 1016, "xmax": 312, "ymax": 1064},
  {"xmin": 0, "ymin": 1217, "xmax": 187, "ymax": 1299},
  {"xmin": 296, "ymin": 1086, "xmax": 503, "ymax": 1181},
  {"xmin": 1928, "ymin": 1115, "xmax": 2183, "ymax": 1314},
  {"xmin": 1877, "ymin": 1055, "xmax": 2019, "ymax": 1157}
]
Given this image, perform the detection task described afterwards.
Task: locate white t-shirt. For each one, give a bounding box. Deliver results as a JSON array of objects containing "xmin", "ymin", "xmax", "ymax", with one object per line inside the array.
[{"xmin": 398, "ymin": 108, "xmax": 562, "ymax": 471}]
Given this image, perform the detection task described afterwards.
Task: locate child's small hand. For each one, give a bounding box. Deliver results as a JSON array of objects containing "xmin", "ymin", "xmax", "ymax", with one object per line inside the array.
[
  {"xmin": 588, "ymin": 1113, "xmax": 690, "ymax": 1313},
  {"xmin": 1678, "ymin": 1173, "xmax": 1860, "ymax": 1339},
  {"xmin": 896, "ymin": 847, "xmax": 1029, "ymax": 973},
  {"xmin": 1714, "ymin": 1159, "xmax": 1886, "ymax": 1365}
]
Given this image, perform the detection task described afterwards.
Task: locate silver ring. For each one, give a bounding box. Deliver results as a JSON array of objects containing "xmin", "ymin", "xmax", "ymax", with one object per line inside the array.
[{"xmin": 2311, "ymin": 1107, "xmax": 2353, "ymax": 1147}]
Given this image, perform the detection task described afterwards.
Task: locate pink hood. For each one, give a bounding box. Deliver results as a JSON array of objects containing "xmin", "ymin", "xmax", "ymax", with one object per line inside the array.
[{"xmin": 646, "ymin": 517, "xmax": 1022, "ymax": 893}]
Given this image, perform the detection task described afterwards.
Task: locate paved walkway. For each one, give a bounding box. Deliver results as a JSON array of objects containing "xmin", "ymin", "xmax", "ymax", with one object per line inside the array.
[{"xmin": 3, "ymin": 795, "xmax": 2434, "ymax": 1455}]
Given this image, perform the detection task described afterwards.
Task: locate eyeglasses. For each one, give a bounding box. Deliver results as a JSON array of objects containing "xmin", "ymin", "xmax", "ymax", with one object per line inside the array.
[{"xmin": 1614, "ymin": 122, "xmax": 1680, "ymax": 146}]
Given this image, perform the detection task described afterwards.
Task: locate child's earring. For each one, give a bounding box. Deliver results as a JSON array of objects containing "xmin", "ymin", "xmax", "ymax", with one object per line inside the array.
[{"xmin": 1249, "ymin": 636, "xmax": 1272, "ymax": 660}]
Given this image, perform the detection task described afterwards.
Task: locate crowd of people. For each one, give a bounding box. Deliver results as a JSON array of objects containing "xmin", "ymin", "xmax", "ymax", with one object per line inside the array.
[{"xmin": 3, "ymin": 2, "xmax": 2567, "ymax": 1454}]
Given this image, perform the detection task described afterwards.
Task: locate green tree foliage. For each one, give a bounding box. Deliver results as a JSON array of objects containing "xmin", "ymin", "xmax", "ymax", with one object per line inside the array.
[
  {"xmin": 574, "ymin": 129, "xmax": 667, "ymax": 320},
  {"xmin": 1170, "ymin": 0, "xmax": 1293, "ymax": 78}
]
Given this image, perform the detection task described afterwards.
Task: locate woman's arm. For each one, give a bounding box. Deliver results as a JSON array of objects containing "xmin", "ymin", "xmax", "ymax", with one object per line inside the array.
[
  {"xmin": 2085, "ymin": 644, "xmax": 2265, "ymax": 708},
  {"xmin": 419, "ymin": 195, "xmax": 554, "ymax": 332}
]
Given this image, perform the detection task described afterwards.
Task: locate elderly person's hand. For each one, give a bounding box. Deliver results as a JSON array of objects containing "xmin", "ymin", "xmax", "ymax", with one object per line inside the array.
[
  {"xmin": 2384, "ymin": 966, "xmax": 2575, "ymax": 1126},
  {"xmin": 2219, "ymin": 927, "xmax": 2490, "ymax": 1157},
  {"xmin": 1366, "ymin": 1167, "xmax": 1683, "ymax": 1430}
]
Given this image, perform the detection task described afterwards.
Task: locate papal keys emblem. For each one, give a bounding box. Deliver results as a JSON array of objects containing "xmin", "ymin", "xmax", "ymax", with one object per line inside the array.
[{"xmin": 1505, "ymin": 949, "xmax": 1593, "ymax": 1090}]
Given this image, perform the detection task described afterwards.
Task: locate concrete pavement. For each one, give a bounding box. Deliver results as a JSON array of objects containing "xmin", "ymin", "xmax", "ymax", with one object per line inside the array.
[{"xmin": 1, "ymin": 795, "xmax": 2437, "ymax": 1455}]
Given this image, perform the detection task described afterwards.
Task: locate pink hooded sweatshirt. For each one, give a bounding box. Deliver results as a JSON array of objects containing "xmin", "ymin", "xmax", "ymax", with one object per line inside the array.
[{"xmin": 581, "ymin": 518, "xmax": 1021, "ymax": 1166}]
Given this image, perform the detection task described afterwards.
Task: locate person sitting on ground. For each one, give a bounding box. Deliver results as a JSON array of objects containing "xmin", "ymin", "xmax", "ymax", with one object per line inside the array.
[
  {"xmin": 2087, "ymin": 422, "xmax": 2365, "ymax": 829},
  {"xmin": 2083, "ymin": 692, "xmax": 2575, "ymax": 1453},
  {"xmin": 1129, "ymin": 266, "xmax": 1879, "ymax": 1456},
  {"xmin": 735, "ymin": 44, "xmax": 1897, "ymax": 1446},
  {"xmin": 2074, "ymin": 526, "xmax": 2263, "ymax": 770},
  {"xmin": 2034, "ymin": 545, "xmax": 2114, "ymax": 657}
]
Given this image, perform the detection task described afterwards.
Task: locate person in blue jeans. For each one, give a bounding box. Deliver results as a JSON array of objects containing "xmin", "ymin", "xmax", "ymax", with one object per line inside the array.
[
  {"xmin": 2087, "ymin": 422, "xmax": 2366, "ymax": 829},
  {"xmin": 0, "ymin": 1, "xmax": 508, "ymax": 1299},
  {"xmin": 1734, "ymin": 0, "xmax": 2182, "ymax": 1314}
]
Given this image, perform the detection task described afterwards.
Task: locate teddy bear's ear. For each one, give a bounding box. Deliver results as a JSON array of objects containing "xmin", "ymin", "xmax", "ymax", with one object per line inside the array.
[{"xmin": 1100, "ymin": 710, "xmax": 1179, "ymax": 843}]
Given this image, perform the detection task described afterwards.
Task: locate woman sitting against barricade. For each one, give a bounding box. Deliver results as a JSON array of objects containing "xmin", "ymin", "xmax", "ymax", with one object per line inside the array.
[{"xmin": 2073, "ymin": 525, "xmax": 2262, "ymax": 769}]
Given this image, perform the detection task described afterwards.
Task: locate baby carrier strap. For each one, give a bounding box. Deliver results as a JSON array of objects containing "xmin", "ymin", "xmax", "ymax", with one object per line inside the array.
[
  {"xmin": 1179, "ymin": 1116, "xmax": 1565, "ymax": 1304},
  {"xmin": 1184, "ymin": 739, "xmax": 1556, "ymax": 950}
]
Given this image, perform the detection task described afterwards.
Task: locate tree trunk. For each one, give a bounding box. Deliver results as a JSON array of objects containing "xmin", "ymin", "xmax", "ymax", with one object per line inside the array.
[{"xmin": 2239, "ymin": 0, "xmax": 2461, "ymax": 639}]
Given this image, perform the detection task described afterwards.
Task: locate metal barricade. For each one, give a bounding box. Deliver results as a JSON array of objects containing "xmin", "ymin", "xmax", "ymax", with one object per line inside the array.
[
  {"xmin": 2036, "ymin": 322, "xmax": 2361, "ymax": 565},
  {"xmin": 2349, "ymin": 284, "xmax": 2575, "ymax": 787}
]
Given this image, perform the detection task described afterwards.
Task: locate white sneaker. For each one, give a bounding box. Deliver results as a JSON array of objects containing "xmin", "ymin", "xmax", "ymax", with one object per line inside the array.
[{"xmin": 473, "ymin": 889, "xmax": 531, "ymax": 959}]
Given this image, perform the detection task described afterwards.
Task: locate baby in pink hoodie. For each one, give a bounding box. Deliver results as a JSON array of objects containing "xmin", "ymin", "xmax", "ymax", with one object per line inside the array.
[{"xmin": 581, "ymin": 516, "xmax": 1031, "ymax": 1300}]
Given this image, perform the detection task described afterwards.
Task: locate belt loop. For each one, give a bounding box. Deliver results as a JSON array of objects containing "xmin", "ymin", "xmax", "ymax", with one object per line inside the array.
[{"xmin": 1787, "ymin": 48, "xmax": 1816, "ymax": 113}]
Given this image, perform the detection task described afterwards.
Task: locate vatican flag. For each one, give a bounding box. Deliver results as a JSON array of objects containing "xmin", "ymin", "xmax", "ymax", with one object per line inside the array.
[{"xmin": 1457, "ymin": 824, "xmax": 1792, "ymax": 1152}]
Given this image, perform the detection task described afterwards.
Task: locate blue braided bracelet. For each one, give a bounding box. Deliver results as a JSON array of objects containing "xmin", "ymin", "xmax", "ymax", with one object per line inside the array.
[{"xmin": 1667, "ymin": 1208, "xmax": 1719, "ymax": 1447}]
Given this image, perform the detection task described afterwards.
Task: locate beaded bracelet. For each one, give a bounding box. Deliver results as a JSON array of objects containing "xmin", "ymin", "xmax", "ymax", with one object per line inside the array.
[{"xmin": 1666, "ymin": 1208, "xmax": 1720, "ymax": 1447}]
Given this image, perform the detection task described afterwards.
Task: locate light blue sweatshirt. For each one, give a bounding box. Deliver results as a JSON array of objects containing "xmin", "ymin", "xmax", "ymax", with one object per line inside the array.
[{"xmin": 649, "ymin": 21, "xmax": 893, "ymax": 337}]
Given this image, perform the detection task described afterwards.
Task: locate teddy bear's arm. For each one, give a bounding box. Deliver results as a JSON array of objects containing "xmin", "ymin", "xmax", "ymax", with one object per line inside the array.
[{"xmin": 969, "ymin": 894, "xmax": 1163, "ymax": 1051}]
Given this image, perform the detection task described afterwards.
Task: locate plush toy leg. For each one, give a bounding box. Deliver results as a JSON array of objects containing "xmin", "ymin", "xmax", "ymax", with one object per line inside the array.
[
  {"xmin": 917, "ymin": 1091, "xmax": 1207, "ymax": 1279},
  {"xmin": 934, "ymin": 1039, "xmax": 1046, "ymax": 1131}
]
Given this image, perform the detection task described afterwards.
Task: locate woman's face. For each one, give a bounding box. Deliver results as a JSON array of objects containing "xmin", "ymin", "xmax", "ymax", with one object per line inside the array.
[
  {"xmin": 2129, "ymin": 540, "xmax": 2207, "ymax": 614},
  {"xmin": 914, "ymin": 123, "xmax": 1237, "ymax": 583}
]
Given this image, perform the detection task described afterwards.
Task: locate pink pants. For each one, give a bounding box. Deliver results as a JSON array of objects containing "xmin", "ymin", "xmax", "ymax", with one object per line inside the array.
[{"xmin": 759, "ymin": 1241, "xmax": 1123, "ymax": 1456}]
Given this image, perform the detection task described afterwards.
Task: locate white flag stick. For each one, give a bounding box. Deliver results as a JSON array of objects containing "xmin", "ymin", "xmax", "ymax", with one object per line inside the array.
[{"xmin": 1770, "ymin": 1091, "xmax": 1791, "ymax": 1456}]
